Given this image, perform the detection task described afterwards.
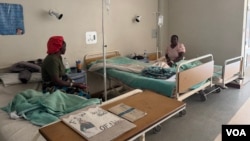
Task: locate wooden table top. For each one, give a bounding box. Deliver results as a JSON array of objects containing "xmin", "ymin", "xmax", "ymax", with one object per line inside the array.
[{"xmin": 39, "ymin": 90, "xmax": 186, "ymax": 141}]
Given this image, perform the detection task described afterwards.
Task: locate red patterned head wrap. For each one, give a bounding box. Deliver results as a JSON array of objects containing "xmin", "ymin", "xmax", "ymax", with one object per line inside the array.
[{"xmin": 47, "ymin": 36, "xmax": 64, "ymax": 54}]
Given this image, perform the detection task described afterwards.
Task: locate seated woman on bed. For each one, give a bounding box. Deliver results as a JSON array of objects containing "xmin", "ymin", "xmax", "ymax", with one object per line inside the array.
[
  {"xmin": 165, "ymin": 35, "xmax": 186, "ymax": 67},
  {"xmin": 41, "ymin": 36, "xmax": 89, "ymax": 98}
]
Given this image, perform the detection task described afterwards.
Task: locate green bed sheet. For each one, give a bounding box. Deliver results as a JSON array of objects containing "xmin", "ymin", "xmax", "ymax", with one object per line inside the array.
[
  {"xmin": 107, "ymin": 69, "xmax": 176, "ymax": 97},
  {"xmin": 214, "ymin": 65, "xmax": 222, "ymax": 77}
]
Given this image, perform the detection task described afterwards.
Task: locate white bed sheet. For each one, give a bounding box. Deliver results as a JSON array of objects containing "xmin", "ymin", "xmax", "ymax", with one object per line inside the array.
[
  {"xmin": 0, "ymin": 73, "xmax": 42, "ymax": 87},
  {"xmin": 0, "ymin": 83, "xmax": 46, "ymax": 141}
]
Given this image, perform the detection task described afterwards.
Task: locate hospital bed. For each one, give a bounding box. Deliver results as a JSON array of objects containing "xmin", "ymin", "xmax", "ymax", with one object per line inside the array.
[
  {"xmin": 0, "ymin": 73, "xmax": 100, "ymax": 141},
  {"xmin": 84, "ymin": 51, "xmax": 215, "ymax": 102},
  {"xmin": 0, "ymin": 83, "xmax": 46, "ymax": 141},
  {"xmin": 213, "ymin": 56, "xmax": 243, "ymax": 88},
  {"xmin": 187, "ymin": 56, "xmax": 243, "ymax": 101}
]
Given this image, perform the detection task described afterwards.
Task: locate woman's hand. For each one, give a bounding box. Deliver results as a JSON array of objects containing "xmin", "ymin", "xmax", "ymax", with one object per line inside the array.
[
  {"xmin": 74, "ymin": 83, "xmax": 87, "ymax": 90},
  {"xmin": 167, "ymin": 60, "xmax": 174, "ymax": 67}
]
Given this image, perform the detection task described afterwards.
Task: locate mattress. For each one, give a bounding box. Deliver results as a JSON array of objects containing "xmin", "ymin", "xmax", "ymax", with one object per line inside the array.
[
  {"xmin": 213, "ymin": 65, "xmax": 223, "ymax": 84},
  {"xmin": 106, "ymin": 69, "xmax": 176, "ymax": 97},
  {"xmin": 0, "ymin": 83, "xmax": 46, "ymax": 141},
  {"xmin": 0, "ymin": 72, "xmax": 42, "ymax": 87}
]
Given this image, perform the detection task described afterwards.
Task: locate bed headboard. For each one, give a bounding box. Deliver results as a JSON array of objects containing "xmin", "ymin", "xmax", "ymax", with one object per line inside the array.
[
  {"xmin": 147, "ymin": 52, "xmax": 162, "ymax": 61},
  {"xmin": 83, "ymin": 50, "xmax": 120, "ymax": 67}
]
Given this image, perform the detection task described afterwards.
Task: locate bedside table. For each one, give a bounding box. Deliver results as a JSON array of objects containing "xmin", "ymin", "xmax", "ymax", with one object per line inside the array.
[{"xmin": 67, "ymin": 70, "xmax": 87, "ymax": 85}]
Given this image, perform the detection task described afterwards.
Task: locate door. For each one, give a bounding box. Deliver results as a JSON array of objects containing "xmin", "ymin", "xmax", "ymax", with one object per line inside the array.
[{"xmin": 243, "ymin": 0, "xmax": 250, "ymax": 80}]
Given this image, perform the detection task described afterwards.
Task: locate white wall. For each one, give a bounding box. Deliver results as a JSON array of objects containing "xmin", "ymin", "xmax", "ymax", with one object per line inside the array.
[
  {"xmin": 0, "ymin": 0, "xmax": 246, "ymax": 93},
  {"xmin": 0, "ymin": 0, "xmax": 159, "ymax": 93},
  {"xmin": 167, "ymin": 0, "xmax": 245, "ymax": 65},
  {"xmin": 0, "ymin": 0, "xmax": 159, "ymax": 67},
  {"xmin": 104, "ymin": 0, "xmax": 158, "ymax": 56},
  {"xmin": 0, "ymin": 0, "xmax": 102, "ymax": 68},
  {"xmin": 159, "ymin": 0, "xmax": 169, "ymax": 56}
]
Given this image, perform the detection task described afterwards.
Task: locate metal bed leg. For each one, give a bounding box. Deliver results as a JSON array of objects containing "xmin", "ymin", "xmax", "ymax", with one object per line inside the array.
[
  {"xmin": 138, "ymin": 134, "xmax": 146, "ymax": 141},
  {"xmin": 152, "ymin": 109, "xmax": 186, "ymax": 134},
  {"xmin": 36, "ymin": 81, "xmax": 42, "ymax": 91},
  {"xmin": 179, "ymin": 109, "xmax": 187, "ymax": 117},
  {"xmin": 199, "ymin": 85, "xmax": 221, "ymax": 101},
  {"xmin": 152, "ymin": 125, "xmax": 162, "ymax": 134}
]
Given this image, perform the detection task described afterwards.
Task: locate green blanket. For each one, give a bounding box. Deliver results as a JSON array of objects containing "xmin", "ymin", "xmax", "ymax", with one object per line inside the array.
[{"xmin": 1, "ymin": 89, "xmax": 101, "ymax": 126}]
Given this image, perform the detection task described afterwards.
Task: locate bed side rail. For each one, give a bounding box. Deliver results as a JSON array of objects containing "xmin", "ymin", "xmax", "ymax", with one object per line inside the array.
[
  {"xmin": 222, "ymin": 56, "xmax": 243, "ymax": 84},
  {"xmin": 176, "ymin": 54, "xmax": 214, "ymax": 96},
  {"xmin": 101, "ymin": 89, "xmax": 143, "ymax": 106}
]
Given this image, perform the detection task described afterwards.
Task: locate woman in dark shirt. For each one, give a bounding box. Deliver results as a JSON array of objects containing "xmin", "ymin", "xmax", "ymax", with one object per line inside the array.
[{"xmin": 41, "ymin": 36, "xmax": 89, "ymax": 98}]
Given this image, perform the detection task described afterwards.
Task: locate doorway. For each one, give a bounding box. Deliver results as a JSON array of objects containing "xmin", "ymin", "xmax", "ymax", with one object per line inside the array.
[{"xmin": 243, "ymin": 0, "xmax": 250, "ymax": 83}]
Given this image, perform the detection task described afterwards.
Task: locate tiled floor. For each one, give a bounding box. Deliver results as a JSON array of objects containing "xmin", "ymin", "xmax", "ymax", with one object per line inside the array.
[
  {"xmin": 144, "ymin": 80, "xmax": 250, "ymax": 141},
  {"xmin": 214, "ymin": 97, "xmax": 250, "ymax": 141}
]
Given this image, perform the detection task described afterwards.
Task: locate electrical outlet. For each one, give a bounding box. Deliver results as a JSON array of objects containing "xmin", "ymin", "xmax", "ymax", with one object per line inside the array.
[{"xmin": 86, "ymin": 31, "xmax": 97, "ymax": 44}]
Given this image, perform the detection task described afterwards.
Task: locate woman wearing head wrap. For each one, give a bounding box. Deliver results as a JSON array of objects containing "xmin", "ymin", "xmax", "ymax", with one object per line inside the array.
[{"xmin": 41, "ymin": 36, "xmax": 89, "ymax": 98}]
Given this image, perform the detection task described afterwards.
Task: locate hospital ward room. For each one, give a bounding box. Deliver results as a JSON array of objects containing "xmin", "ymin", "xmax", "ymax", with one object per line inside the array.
[{"xmin": 1, "ymin": 0, "xmax": 250, "ymax": 141}]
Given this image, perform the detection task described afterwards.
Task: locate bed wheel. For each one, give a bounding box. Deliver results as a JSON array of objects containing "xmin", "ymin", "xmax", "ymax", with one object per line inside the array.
[
  {"xmin": 199, "ymin": 91, "xmax": 207, "ymax": 101},
  {"xmin": 215, "ymin": 87, "xmax": 221, "ymax": 93},
  {"xmin": 152, "ymin": 125, "xmax": 162, "ymax": 134},
  {"xmin": 212, "ymin": 85, "xmax": 221, "ymax": 93},
  {"xmin": 179, "ymin": 109, "xmax": 186, "ymax": 117}
]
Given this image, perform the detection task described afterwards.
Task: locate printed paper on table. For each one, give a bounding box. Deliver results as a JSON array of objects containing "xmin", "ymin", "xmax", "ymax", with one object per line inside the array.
[
  {"xmin": 108, "ymin": 103, "xmax": 147, "ymax": 122},
  {"xmin": 60, "ymin": 105, "xmax": 136, "ymax": 141}
]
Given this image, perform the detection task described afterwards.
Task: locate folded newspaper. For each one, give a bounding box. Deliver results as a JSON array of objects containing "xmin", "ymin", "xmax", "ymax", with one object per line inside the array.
[
  {"xmin": 108, "ymin": 103, "xmax": 147, "ymax": 122},
  {"xmin": 61, "ymin": 105, "xmax": 136, "ymax": 141}
]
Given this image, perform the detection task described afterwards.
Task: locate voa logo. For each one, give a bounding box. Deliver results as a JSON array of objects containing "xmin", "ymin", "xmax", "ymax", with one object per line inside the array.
[{"xmin": 226, "ymin": 129, "xmax": 246, "ymax": 136}]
